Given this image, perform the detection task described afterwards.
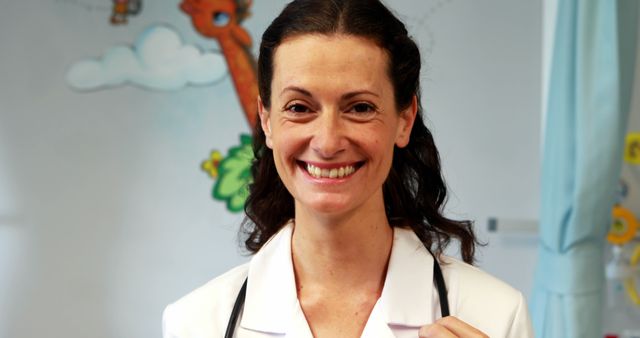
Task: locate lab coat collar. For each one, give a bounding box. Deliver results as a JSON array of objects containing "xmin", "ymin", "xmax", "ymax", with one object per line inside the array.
[
  {"xmin": 241, "ymin": 222, "xmax": 298, "ymax": 334},
  {"xmin": 240, "ymin": 223, "xmax": 436, "ymax": 333},
  {"xmin": 379, "ymin": 227, "xmax": 435, "ymax": 328}
]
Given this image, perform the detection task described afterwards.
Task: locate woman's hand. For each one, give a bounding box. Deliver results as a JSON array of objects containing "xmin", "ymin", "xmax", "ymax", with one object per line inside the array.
[{"xmin": 418, "ymin": 316, "xmax": 488, "ymax": 338}]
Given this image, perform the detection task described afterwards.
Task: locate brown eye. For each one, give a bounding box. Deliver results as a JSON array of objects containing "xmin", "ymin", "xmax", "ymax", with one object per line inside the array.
[
  {"xmin": 286, "ymin": 104, "xmax": 311, "ymax": 114},
  {"xmin": 352, "ymin": 103, "xmax": 375, "ymax": 113},
  {"xmin": 346, "ymin": 102, "xmax": 377, "ymax": 117}
]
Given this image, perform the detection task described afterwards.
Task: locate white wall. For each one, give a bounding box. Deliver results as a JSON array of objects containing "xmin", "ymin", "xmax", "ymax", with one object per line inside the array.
[
  {"xmin": 397, "ymin": 0, "xmax": 542, "ymax": 294},
  {"xmin": 0, "ymin": 1, "xmax": 542, "ymax": 337}
]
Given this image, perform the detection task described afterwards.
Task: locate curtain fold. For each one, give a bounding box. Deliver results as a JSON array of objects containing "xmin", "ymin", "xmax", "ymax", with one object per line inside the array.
[{"xmin": 531, "ymin": 1, "xmax": 638, "ymax": 337}]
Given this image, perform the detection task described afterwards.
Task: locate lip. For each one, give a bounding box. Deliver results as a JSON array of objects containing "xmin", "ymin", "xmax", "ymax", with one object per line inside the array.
[{"xmin": 300, "ymin": 160, "xmax": 362, "ymax": 169}]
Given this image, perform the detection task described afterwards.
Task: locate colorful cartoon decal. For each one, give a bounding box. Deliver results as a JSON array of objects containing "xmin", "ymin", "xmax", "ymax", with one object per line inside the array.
[
  {"xmin": 625, "ymin": 132, "xmax": 640, "ymax": 165},
  {"xmin": 608, "ymin": 205, "xmax": 639, "ymax": 245},
  {"xmin": 202, "ymin": 151, "xmax": 224, "ymax": 179},
  {"xmin": 181, "ymin": 0, "xmax": 258, "ymax": 212},
  {"xmin": 207, "ymin": 135, "xmax": 254, "ymax": 212},
  {"xmin": 180, "ymin": 0, "xmax": 258, "ymax": 127},
  {"xmin": 66, "ymin": 25, "xmax": 227, "ymax": 91},
  {"xmin": 111, "ymin": 0, "xmax": 143, "ymax": 25}
]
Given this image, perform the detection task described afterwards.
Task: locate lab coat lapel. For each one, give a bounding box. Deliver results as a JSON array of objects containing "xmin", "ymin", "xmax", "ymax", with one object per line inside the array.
[
  {"xmin": 284, "ymin": 302, "xmax": 314, "ymax": 338},
  {"xmin": 240, "ymin": 223, "xmax": 298, "ymax": 335},
  {"xmin": 360, "ymin": 297, "xmax": 397, "ymax": 338},
  {"xmin": 378, "ymin": 227, "xmax": 436, "ymax": 328},
  {"xmin": 238, "ymin": 225, "xmax": 439, "ymax": 337}
]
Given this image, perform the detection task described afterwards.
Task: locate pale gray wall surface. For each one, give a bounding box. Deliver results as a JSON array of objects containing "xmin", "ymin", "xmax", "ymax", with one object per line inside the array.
[{"xmin": 0, "ymin": 1, "xmax": 541, "ymax": 337}]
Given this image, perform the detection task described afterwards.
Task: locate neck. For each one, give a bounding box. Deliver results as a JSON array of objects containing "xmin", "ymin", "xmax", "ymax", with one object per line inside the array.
[{"xmin": 291, "ymin": 196, "xmax": 393, "ymax": 296}]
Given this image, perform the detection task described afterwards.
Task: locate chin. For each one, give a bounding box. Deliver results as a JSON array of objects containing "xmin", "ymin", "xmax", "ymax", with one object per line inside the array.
[
  {"xmin": 297, "ymin": 195, "xmax": 356, "ymax": 217},
  {"xmin": 306, "ymin": 200, "xmax": 368, "ymax": 218}
]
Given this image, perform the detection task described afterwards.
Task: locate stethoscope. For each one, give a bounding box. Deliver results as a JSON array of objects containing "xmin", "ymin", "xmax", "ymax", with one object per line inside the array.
[{"xmin": 224, "ymin": 257, "xmax": 450, "ymax": 337}]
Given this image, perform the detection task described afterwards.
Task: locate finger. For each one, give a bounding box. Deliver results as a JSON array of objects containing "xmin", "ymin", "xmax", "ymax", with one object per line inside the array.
[
  {"xmin": 435, "ymin": 316, "xmax": 488, "ymax": 338},
  {"xmin": 418, "ymin": 323, "xmax": 457, "ymax": 338}
]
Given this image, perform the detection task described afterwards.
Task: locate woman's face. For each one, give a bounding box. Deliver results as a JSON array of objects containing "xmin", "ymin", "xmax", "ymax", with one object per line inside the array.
[{"xmin": 259, "ymin": 34, "xmax": 416, "ymax": 218}]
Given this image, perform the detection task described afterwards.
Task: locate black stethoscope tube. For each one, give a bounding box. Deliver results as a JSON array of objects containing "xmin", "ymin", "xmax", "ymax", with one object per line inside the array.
[{"xmin": 224, "ymin": 259, "xmax": 450, "ymax": 337}]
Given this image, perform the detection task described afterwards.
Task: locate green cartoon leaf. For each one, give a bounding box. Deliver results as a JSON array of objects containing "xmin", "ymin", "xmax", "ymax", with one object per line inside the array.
[{"xmin": 213, "ymin": 134, "xmax": 254, "ymax": 212}]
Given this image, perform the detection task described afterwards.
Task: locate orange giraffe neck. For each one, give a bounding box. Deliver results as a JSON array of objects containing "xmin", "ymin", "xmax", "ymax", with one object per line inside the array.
[
  {"xmin": 217, "ymin": 33, "xmax": 258, "ymax": 128},
  {"xmin": 181, "ymin": 0, "xmax": 259, "ymax": 128}
]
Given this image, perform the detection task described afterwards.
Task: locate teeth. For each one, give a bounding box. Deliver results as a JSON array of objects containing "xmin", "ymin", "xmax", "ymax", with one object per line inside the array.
[{"xmin": 306, "ymin": 163, "xmax": 357, "ymax": 179}]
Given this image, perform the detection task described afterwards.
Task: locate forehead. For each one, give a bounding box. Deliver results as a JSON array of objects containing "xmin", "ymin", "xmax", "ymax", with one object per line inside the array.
[{"xmin": 271, "ymin": 34, "xmax": 392, "ymax": 96}]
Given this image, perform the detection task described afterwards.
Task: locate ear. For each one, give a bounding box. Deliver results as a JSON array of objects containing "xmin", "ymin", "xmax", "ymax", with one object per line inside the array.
[
  {"xmin": 395, "ymin": 95, "xmax": 418, "ymax": 148},
  {"xmin": 258, "ymin": 96, "xmax": 273, "ymax": 149}
]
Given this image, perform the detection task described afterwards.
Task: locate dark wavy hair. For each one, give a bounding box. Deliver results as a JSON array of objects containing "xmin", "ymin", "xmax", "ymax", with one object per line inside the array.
[{"xmin": 241, "ymin": 0, "xmax": 479, "ymax": 263}]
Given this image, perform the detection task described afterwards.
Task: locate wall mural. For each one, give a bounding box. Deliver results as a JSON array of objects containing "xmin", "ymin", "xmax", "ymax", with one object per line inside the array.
[
  {"xmin": 66, "ymin": 25, "xmax": 227, "ymax": 91},
  {"xmin": 180, "ymin": 0, "xmax": 257, "ymax": 213},
  {"xmin": 65, "ymin": 0, "xmax": 257, "ymax": 213},
  {"xmin": 180, "ymin": 0, "xmax": 258, "ymax": 127}
]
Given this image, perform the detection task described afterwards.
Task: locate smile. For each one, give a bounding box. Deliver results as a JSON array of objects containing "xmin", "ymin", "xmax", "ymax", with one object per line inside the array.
[{"xmin": 304, "ymin": 162, "xmax": 360, "ymax": 179}]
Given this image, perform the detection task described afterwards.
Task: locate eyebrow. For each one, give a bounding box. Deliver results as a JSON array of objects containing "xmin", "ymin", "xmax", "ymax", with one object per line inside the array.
[
  {"xmin": 341, "ymin": 90, "xmax": 380, "ymax": 100},
  {"xmin": 280, "ymin": 86, "xmax": 312, "ymax": 98},
  {"xmin": 280, "ymin": 86, "xmax": 380, "ymax": 100}
]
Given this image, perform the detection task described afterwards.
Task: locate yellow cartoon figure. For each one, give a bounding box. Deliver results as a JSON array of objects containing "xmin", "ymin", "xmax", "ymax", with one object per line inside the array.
[
  {"xmin": 625, "ymin": 132, "xmax": 640, "ymax": 165},
  {"xmin": 202, "ymin": 151, "xmax": 224, "ymax": 179},
  {"xmin": 608, "ymin": 205, "xmax": 639, "ymax": 245}
]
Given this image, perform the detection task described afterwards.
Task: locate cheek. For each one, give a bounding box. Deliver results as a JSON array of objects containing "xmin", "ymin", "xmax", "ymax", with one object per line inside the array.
[
  {"xmin": 271, "ymin": 123, "xmax": 312, "ymax": 154},
  {"xmin": 270, "ymin": 133, "xmax": 302, "ymax": 165},
  {"xmin": 372, "ymin": 130, "xmax": 399, "ymax": 168},
  {"xmin": 270, "ymin": 146, "xmax": 290, "ymax": 185},
  {"xmin": 361, "ymin": 126, "xmax": 396, "ymax": 151},
  {"xmin": 356, "ymin": 134, "xmax": 394, "ymax": 167}
]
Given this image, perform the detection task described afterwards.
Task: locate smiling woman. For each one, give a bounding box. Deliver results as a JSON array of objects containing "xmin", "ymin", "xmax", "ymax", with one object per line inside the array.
[
  {"xmin": 260, "ymin": 34, "xmax": 412, "ymax": 219},
  {"xmin": 163, "ymin": 1, "xmax": 534, "ymax": 337}
]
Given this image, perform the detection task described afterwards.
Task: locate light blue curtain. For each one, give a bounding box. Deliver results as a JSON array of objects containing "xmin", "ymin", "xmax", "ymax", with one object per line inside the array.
[{"xmin": 531, "ymin": 1, "xmax": 638, "ymax": 337}]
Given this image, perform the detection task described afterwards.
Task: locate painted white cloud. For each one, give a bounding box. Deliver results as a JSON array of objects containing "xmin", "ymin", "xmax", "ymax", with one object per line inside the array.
[{"xmin": 66, "ymin": 25, "xmax": 227, "ymax": 91}]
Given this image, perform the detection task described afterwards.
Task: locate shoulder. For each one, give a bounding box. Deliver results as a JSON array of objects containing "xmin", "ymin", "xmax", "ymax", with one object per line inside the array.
[
  {"xmin": 162, "ymin": 263, "xmax": 249, "ymax": 338},
  {"xmin": 440, "ymin": 256, "xmax": 533, "ymax": 337},
  {"xmin": 440, "ymin": 256, "xmax": 522, "ymax": 304}
]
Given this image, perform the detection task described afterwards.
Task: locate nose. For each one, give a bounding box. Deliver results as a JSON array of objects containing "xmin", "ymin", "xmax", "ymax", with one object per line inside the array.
[{"xmin": 310, "ymin": 110, "xmax": 347, "ymax": 159}]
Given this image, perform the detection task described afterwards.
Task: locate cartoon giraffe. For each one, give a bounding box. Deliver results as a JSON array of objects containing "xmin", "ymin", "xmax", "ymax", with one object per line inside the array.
[{"xmin": 180, "ymin": 0, "xmax": 258, "ymax": 128}]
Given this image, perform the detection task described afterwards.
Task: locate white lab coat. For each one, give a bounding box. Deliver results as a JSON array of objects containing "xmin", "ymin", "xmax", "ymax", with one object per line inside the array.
[{"xmin": 163, "ymin": 224, "xmax": 534, "ymax": 338}]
